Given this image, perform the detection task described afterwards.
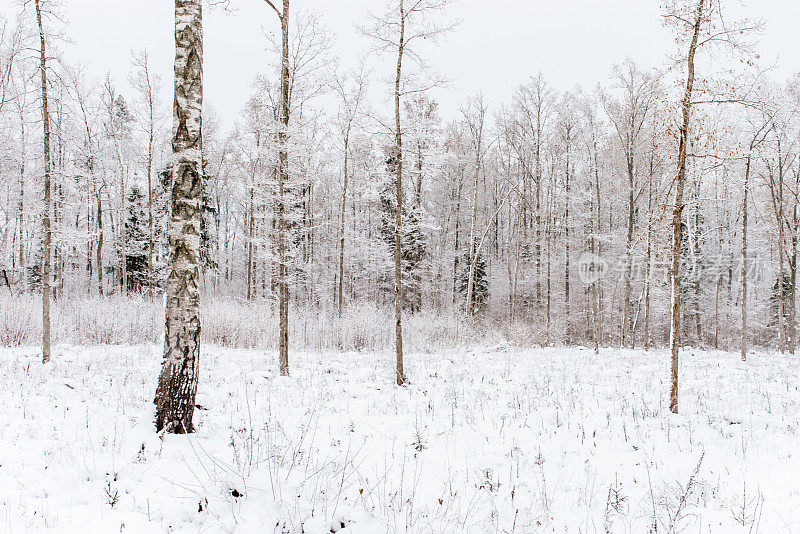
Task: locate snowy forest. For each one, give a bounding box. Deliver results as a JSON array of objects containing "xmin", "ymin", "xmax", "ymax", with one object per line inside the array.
[{"xmin": 1, "ymin": 0, "xmax": 799, "ymax": 533}]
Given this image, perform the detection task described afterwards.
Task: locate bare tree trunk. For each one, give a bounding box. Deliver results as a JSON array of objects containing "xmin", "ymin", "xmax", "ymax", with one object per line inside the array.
[
  {"xmin": 154, "ymin": 0, "xmax": 203, "ymax": 434},
  {"xmin": 713, "ymin": 275, "xmax": 720, "ymax": 349},
  {"xmin": 790, "ymin": 205, "xmax": 798, "ymax": 355},
  {"xmin": 18, "ymin": 119, "xmax": 25, "ymax": 271},
  {"xmin": 463, "ymin": 97, "xmax": 486, "ymax": 315},
  {"xmin": 788, "ymin": 163, "xmax": 798, "ymax": 355},
  {"xmin": 147, "ymin": 141, "xmax": 154, "ymax": 293},
  {"xmin": 143, "ymin": 52, "xmax": 156, "ymax": 295},
  {"xmin": 466, "ymin": 150, "xmax": 480, "ymax": 314},
  {"xmin": 393, "ymin": 0, "xmax": 406, "ymax": 386},
  {"xmin": 74, "ymin": 81, "xmax": 101, "ymax": 296},
  {"xmin": 588, "ymin": 139, "xmax": 601, "ymax": 354},
  {"xmin": 622, "ymin": 155, "xmax": 634, "ymax": 348},
  {"xmin": 120, "ymin": 163, "xmax": 127, "ymax": 294},
  {"xmin": 337, "ymin": 136, "xmax": 349, "ymax": 317},
  {"xmin": 776, "ymin": 178, "xmax": 787, "ymax": 354},
  {"xmin": 767, "ymin": 140, "xmax": 788, "ymax": 354},
  {"xmin": 535, "ymin": 115, "xmax": 543, "ymax": 311},
  {"xmin": 777, "ymin": 248, "xmax": 787, "ymax": 353},
  {"xmin": 52, "ymin": 95, "xmax": 63, "ymax": 300},
  {"xmin": 546, "ymin": 189, "xmax": 552, "ymax": 344},
  {"xmin": 247, "ymin": 186, "xmax": 254, "ymax": 300},
  {"xmin": 86, "ymin": 178, "xmax": 93, "ymax": 292},
  {"xmin": 741, "ymin": 154, "xmax": 751, "ymax": 361},
  {"xmin": 277, "ymin": 0, "xmax": 290, "ymax": 377},
  {"xmin": 670, "ymin": 0, "xmax": 703, "ymax": 414},
  {"xmin": 464, "ymin": 186, "xmax": 516, "ymax": 317},
  {"xmin": 564, "ymin": 139, "xmax": 571, "ymax": 342},
  {"xmin": 594, "ymin": 140, "xmax": 603, "ymax": 348},
  {"xmin": 508, "ymin": 204, "xmax": 521, "ymax": 320},
  {"xmin": 691, "ymin": 181, "xmax": 703, "ymax": 345},
  {"xmin": 35, "ymin": 0, "xmax": 52, "ymax": 364},
  {"xmin": 97, "ymin": 192, "xmax": 104, "ymax": 296},
  {"xmin": 644, "ymin": 150, "xmax": 654, "ymax": 351},
  {"xmin": 222, "ymin": 198, "xmax": 229, "ymax": 282},
  {"xmin": 452, "ymin": 169, "xmax": 463, "ymax": 303}
]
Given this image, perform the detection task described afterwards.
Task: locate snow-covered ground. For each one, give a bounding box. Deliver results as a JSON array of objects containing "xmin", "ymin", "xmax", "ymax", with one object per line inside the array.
[{"xmin": 1, "ymin": 344, "xmax": 798, "ymax": 533}]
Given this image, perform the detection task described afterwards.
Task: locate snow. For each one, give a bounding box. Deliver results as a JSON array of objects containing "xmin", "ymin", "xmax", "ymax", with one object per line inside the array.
[{"xmin": 1, "ymin": 344, "xmax": 798, "ymax": 533}]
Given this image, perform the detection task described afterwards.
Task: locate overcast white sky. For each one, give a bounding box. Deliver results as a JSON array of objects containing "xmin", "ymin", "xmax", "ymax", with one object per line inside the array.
[{"xmin": 5, "ymin": 0, "xmax": 800, "ymax": 131}]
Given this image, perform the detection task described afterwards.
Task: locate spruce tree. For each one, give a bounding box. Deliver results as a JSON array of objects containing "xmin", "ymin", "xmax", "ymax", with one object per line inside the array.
[
  {"xmin": 459, "ymin": 238, "xmax": 488, "ymax": 313},
  {"xmin": 124, "ymin": 183, "xmax": 149, "ymax": 292},
  {"xmin": 771, "ymin": 273, "xmax": 793, "ymax": 333},
  {"xmin": 401, "ymin": 202, "xmax": 427, "ymax": 312},
  {"xmin": 378, "ymin": 150, "xmax": 427, "ymax": 312},
  {"xmin": 378, "ymin": 153, "xmax": 398, "ymax": 252}
]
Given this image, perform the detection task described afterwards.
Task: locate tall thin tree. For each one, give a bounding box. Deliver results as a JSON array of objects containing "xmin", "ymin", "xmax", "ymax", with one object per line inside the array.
[
  {"xmin": 261, "ymin": 0, "xmax": 290, "ymax": 376},
  {"xmin": 360, "ymin": 0, "xmax": 455, "ymax": 385},
  {"xmin": 34, "ymin": 0, "xmax": 52, "ymax": 364},
  {"xmin": 331, "ymin": 66, "xmax": 367, "ymax": 317},
  {"xmin": 131, "ymin": 49, "xmax": 160, "ymax": 294},
  {"xmin": 154, "ymin": 0, "xmax": 203, "ymax": 434},
  {"xmin": 601, "ymin": 61, "xmax": 658, "ymax": 348},
  {"xmin": 664, "ymin": 0, "xmax": 759, "ymax": 412},
  {"xmin": 741, "ymin": 113, "xmax": 770, "ymax": 361},
  {"xmin": 668, "ymin": 0, "xmax": 703, "ymax": 414}
]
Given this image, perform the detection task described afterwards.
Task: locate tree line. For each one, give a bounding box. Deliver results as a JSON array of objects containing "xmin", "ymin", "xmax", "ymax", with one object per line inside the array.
[{"xmin": 0, "ymin": 0, "xmax": 795, "ymax": 429}]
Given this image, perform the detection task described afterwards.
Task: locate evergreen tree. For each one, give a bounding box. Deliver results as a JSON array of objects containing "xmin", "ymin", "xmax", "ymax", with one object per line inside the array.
[
  {"xmin": 124, "ymin": 182, "xmax": 149, "ymax": 292},
  {"xmin": 378, "ymin": 153, "xmax": 398, "ymax": 252},
  {"xmin": 770, "ymin": 273, "xmax": 793, "ymax": 332},
  {"xmin": 378, "ymin": 150, "xmax": 428, "ymax": 311},
  {"xmin": 401, "ymin": 201, "xmax": 427, "ymax": 312},
  {"xmin": 459, "ymin": 238, "xmax": 488, "ymax": 313}
]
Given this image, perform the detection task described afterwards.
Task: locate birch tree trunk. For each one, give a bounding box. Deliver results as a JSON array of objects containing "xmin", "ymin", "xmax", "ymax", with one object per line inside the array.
[
  {"xmin": 154, "ymin": 0, "xmax": 203, "ymax": 434},
  {"xmin": 277, "ymin": 0, "xmax": 290, "ymax": 377},
  {"xmin": 393, "ymin": 0, "xmax": 407, "ymax": 386},
  {"xmin": 35, "ymin": 0, "xmax": 52, "ymax": 364}
]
